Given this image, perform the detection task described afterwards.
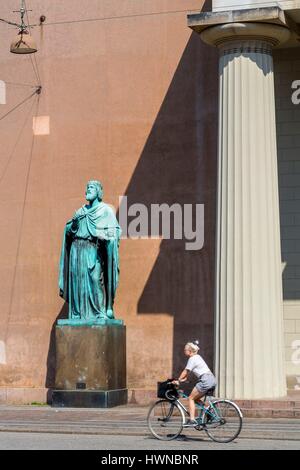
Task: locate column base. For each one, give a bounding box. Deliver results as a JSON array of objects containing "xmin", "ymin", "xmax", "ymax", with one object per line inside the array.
[{"xmin": 51, "ymin": 389, "xmax": 128, "ymax": 408}]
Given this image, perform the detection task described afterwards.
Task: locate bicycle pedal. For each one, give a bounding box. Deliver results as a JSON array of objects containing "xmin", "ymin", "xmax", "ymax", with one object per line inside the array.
[{"xmin": 195, "ymin": 425, "xmax": 204, "ymax": 431}]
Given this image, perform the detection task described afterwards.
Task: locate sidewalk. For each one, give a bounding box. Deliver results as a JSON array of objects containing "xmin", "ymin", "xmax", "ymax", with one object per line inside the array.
[
  {"xmin": 0, "ymin": 404, "xmax": 299, "ymax": 441},
  {"xmin": 0, "ymin": 404, "xmax": 146, "ymax": 436}
]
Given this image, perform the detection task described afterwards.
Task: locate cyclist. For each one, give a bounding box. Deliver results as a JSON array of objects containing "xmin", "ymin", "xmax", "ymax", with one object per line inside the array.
[{"xmin": 173, "ymin": 340, "xmax": 217, "ymax": 427}]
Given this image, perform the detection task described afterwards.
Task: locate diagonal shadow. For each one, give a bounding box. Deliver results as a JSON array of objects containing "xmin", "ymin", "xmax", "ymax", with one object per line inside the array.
[
  {"xmin": 120, "ymin": 32, "xmax": 219, "ymax": 377},
  {"xmin": 45, "ymin": 302, "xmax": 68, "ymax": 402}
]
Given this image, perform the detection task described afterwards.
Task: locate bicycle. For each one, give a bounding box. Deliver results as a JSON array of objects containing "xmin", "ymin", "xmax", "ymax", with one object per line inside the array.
[{"xmin": 147, "ymin": 380, "xmax": 243, "ymax": 443}]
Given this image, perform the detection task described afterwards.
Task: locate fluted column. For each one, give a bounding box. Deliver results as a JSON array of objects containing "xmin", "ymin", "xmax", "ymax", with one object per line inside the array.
[{"xmin": 201, "ymin": 23, "xmax": 290, "ymax": 398}]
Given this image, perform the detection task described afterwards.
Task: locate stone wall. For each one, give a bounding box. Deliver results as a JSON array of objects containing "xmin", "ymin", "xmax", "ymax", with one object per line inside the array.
[{"xmin": 0, "ymin": 1, "xmax": 218, "ymax": 402}]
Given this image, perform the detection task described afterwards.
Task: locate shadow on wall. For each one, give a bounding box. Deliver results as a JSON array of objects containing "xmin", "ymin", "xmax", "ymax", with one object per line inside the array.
[
  {"xmin": 45, "ymin": 30, "xmax": 219, "ymax": 395},
  {"xmin": 274, "ymin": 49, "xmax": 300, "ymax": 301},
  {"xmin": 119, "ymin": 32, "xmax": 219, "ymax": 379},
  {"xmin": 45, "ymin": 302, "xmax": 68, "ymax": 403}
]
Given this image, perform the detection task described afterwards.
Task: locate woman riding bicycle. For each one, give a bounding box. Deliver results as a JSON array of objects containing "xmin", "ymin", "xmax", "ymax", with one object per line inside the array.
[{"xmin": 173, "ymin": 340, "xmax": 217, "ymax": 427}]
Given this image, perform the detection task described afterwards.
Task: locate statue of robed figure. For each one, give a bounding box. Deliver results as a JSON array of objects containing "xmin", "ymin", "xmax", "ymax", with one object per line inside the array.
[{"xmin": 58, "ymin": 181, "xmax": 122, "ymax": 323}]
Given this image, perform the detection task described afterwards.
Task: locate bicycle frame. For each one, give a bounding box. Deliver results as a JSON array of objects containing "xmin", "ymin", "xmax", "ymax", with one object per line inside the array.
[
  {"xmin": 167, "ymin": 390, "xmax": 221, "ymax": 424},
  {"xmin": 148, "ymin": 388, "xmax": 243, "ymax": 443}
]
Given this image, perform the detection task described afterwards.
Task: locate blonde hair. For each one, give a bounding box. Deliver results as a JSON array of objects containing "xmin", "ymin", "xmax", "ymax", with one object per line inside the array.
[{"xmin": 185, "ymin": 341, "xmax": 200, "ymax": 353}]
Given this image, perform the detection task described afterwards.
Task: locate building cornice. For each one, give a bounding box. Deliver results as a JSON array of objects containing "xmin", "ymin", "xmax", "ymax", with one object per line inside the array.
[{"xmin": 188, "ymin": 6, "xmax": 300, "ymax": 48}]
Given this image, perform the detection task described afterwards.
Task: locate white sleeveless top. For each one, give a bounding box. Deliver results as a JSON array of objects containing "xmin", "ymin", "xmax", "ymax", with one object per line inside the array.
[{"xmin": 185, "ymin": 354, "xmax": 211, "ymax": 378}]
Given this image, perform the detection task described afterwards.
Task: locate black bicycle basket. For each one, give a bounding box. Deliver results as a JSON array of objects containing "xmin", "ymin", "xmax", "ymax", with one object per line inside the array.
[{"xmin": 157, "ymin": 380, "xmax": 179, "ymax": 399}]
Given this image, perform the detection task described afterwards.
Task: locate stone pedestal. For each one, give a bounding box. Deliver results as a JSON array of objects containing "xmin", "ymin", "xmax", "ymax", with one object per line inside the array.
[{"xmin": 52, "ymin": 324, "xmax": 127, "ymax": 408}]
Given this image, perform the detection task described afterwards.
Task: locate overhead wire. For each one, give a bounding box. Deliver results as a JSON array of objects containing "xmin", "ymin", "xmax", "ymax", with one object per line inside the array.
[
  {"xmin": 0, "ymin": 89, "xmax": 38, "ymax": 122},
  {"xmin": 32, "ymin": 53, "xmax": 41, "ymax": 86},
  {"xmin": 4, "ymin": 92, "xmax": 40, "ymax": 340},
  {"xmin": 28, "ymin": 8, "xmax": 206, "ymax": 27},
  {"xmin": 0, "ymin": 1, "xmax": 42, "ymax": 336},
  {"xmin": 26, "ymin": 1, "xmax": 290, "ymax": 28},
  {"xmin": 4, "ymin": 81, "xmax": 37, "ymax": 89},
  {"xmin": 28, "ymin": 54, "xmax": 41, "ymax": 86},
  {"xmin": 24, "ymin": 0, "xmax": 42, "ymax": 87},
  {"xmin": 0, "ymin": 92, "xmax": 37, "ymax": 185}
]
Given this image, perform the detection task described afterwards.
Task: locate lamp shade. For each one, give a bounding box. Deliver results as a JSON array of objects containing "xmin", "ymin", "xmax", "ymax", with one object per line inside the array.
[{"xmin": 10, "ymin": 31, "xmax": 37, "ymax": 54}]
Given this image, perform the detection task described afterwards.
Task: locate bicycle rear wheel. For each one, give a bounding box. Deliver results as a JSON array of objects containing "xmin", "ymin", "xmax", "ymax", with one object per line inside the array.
[
  {"xmin": 147, "ymin": 399, "xmax": 184, "ymax": 441},
  {"xmin": 203, "ymin": 399, "xmax": 243, "ymax": 443}
]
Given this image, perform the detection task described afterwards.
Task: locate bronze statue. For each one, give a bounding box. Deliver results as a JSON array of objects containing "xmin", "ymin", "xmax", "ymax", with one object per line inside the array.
[{"xmin": 59, "ymin": 181, "xmax": 122, "ymax": 324}]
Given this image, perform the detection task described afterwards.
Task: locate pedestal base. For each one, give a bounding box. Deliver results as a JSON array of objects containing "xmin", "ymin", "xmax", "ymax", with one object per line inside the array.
[
  {"xmin": 57, "ymin": 318, "xmax": 124, "ymax": 326},
  {"xmin": 52, "ymin": 389, "xmax": 128, "ymax": 408},
  {"xmin": 53, "ymin": 324, "xmax": 127, "ymax": 408}
]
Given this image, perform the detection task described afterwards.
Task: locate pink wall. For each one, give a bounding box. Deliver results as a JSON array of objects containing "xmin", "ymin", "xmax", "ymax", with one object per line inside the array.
[{"xmin": 0, "ymin": 1, "xmax": 218, "ymax": 402}]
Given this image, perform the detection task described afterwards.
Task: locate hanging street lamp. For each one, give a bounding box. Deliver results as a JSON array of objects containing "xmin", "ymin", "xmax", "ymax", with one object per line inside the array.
[{"xmin": 0, "ymin": 1, "xmax": 37, "ymax": 54}]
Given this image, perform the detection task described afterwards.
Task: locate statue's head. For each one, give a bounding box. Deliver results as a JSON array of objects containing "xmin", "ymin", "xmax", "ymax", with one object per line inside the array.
[{"xmin": 85, "ymin": 180, "xmax": 103, "ymax": 202}]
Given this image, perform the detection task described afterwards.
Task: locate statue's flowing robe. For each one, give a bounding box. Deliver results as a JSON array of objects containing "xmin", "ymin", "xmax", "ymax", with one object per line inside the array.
[{"xmin": 59, "ymin": 202, "xmax": 121, "ymax": 320}]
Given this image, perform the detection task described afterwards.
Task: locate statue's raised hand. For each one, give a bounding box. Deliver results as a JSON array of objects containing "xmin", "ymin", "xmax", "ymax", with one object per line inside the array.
[
  {"xmin": 71, "ymin": 209, "xmax": 81, "ymax": 230},
  {"xmin": 98, "ymin": 228, "xmax": 116, "ymax": 241}
]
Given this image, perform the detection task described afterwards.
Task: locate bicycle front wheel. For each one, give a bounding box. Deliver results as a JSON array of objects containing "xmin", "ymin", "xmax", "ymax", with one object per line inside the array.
[
  {"xmin": 147, "ymin": 399, "xmax": 184, "ymax": 441},
  {"xmin": 203, "ymin": 399, "xmax": 243, "ymax": 443}
]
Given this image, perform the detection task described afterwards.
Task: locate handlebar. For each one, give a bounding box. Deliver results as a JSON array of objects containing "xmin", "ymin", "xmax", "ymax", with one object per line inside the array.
[{"xmin": 167, "ymin": 381, "xmax": 191, "ymax": 387}]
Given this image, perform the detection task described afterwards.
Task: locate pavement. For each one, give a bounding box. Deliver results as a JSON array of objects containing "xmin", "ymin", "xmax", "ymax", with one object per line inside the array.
[
  {"xmin": 0, "ymin": 431, "xmax": 300, "ymax": 450},
  {"xmin": 0, "ymin": 405, "xmax": 299, "ymax": 447}
]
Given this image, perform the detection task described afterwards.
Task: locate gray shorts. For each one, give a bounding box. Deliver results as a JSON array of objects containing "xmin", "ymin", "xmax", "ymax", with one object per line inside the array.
[{"xmin": 195, "ymin": 373, "xmax": 217, "ymax": 393}]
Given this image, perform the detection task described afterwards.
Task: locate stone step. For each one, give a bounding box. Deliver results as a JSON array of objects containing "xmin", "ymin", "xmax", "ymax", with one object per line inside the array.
[
  {"xmin": 241, "ymin": 408, "xmax": 300, "ymax": 419},
  {"xmin": 235, "ymin": 399, "xmax": 300, "ymax": 409}
]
